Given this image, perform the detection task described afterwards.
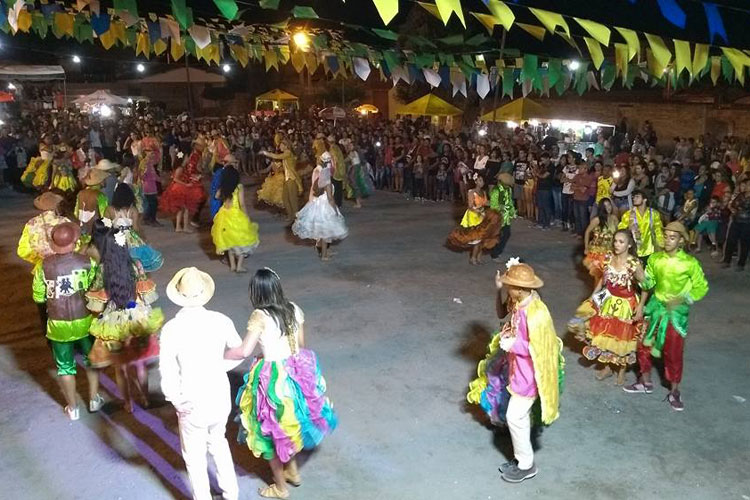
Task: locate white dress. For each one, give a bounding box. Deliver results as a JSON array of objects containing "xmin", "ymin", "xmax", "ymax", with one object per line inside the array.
[{"xmin": 292, "ymin": 165, "xmax": 348, "ymax": 242}]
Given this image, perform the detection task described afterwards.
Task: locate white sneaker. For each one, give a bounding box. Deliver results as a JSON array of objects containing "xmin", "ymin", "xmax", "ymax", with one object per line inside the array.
[
  {"xmin": 89, "ymin": 394, "xmax": 105, "ymax": 413},
  {"xmin": 65, "ymin": 405, "xmax": 80, "ymax": 421}
]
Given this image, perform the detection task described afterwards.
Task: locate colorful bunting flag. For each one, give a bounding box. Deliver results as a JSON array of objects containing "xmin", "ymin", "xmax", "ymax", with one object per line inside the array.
[
  {"xmin": 516, "ymin": 23, "xmax": 545, "ymax": 42},
  {"xmin": 692, "ymin": 44, "xmax": 709, "ymax": 77},
  {"xmin": 614, "ymin": 27, "xmax": 640, "ymax": 61},
  {"xmin": 529, "ymin": 8, "xmax": 569, "ymax": 37},
  {"xmin": 575, "ymin": 18, "xmax": 610, "ymax": 46},
  {"xmin": 435, "ymin": 0, "xmax": 466, "ymax": 28},
  {"xmin": 373, "ymin": 0, "xmax": 398, "ymax": 25},
  {"xmin": 213, "ymin": 0, "xmax": 238, "ymax": 20},
  {"xmin": 673, "ymin": 40, "xmax": 691, "ymax": 76},
  {"xmin": 485, "ymin": 0, "xmax": 514, "ymax": 31},
  {"xmin": 584, "ymin": 37, "xmax": 604, "ymax": 70}
]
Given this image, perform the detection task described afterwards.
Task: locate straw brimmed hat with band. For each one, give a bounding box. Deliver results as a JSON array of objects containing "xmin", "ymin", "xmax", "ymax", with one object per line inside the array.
[
  {"xmin": 94, "ymin": 159, "xmax": 120, "ymax": 171},
  {"xmin": 33, "ymin": 191, "xmax": 64, "ymax": 211},
  {"xmin": 84, "ymin": 169, "xmax": 110, "ymax": 186},
  {"xmin": 167, "ymin": 267, "xmax": 216, "ymax": 308},
  {"xmin": 499, "ymin": 262, "xmax": 544, "ymax": 289},
  {"xmin": 664, "ymin": 221, "xmax": 690, "ymax": 243}
]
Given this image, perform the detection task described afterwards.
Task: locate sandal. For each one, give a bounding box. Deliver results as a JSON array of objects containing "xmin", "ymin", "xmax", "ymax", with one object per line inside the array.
[
  {"xmin": 595, "ymin": 367, "xmax": 613, "ymax": 381},
  {"xmin": 284, "ymin": 470, "xmax": 302, "ymax": 487},
  {"xmin": 258, "ymin": 484, "xmax": 290, "ymax": 499}
]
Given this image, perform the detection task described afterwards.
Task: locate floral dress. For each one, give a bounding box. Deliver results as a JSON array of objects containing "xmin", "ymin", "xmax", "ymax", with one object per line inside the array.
[{"xmin": 583, "ymin": 222, "xmax": 615, "ymax": 279}]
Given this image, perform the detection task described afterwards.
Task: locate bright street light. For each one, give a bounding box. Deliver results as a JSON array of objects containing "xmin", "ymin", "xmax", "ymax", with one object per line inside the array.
[
  {"xmin": 7, "ymin": 83, "xmax": 16, "ymax": 90},
  {"xmin": 136, "ymin": 63, "xmax": 145, "ymax": 73},
  {"xmin": 222, "ymin": 64, "xmax": 231, "ymax": 73},
  {"xmin": 568, "ymin": 60, "xmax": 581, "ymax": 71},
  {"xmin": 100, "ymin": 105, "xmax": 113, "ymax": 118},
  {"xmin": 293, "ymin": 31, "xmax": 310, "ymax": 51},
  {"xmin": 478, "ymin": 128, "xmax": 488, "ymax": 137},
  {"xmin": 72, "ymin": 55, "xmax": 81, "ymax": 63}
]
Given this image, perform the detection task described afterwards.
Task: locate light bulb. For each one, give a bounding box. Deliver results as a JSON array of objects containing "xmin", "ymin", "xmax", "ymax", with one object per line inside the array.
[
  {"xmin": 136, "ymin": 63, "xmax": 145, "ymax": 73},
  {"xmin": 569, "ymin": 60, "xmax": 581, "ymax": 71},
  {"xmin": 72, "ymin": 55, "xmax": 81, "ymax": 63},
  {"xmin": 293, "ymin": 31, "xmax": 310, "ymax": 51},
  {"xmin": 222, "ymin": 64, "xmax": 231, "ymax": 73}
]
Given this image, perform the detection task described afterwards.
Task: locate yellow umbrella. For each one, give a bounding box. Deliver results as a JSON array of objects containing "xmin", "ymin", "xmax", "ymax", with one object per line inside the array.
[
  {"xmin": 355, "ymin": 104, "xmax": 379, "ymax": 115},
  {"xmin": 481, "ymin": 97, "xmax": 550, "ymax": 122},
  {"xmin": 397, "ymin": 94, "xmax": 462, "ymax": 117}
]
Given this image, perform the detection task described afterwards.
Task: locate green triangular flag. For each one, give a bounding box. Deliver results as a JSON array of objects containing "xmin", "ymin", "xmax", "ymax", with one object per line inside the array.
[
  {"xmin": 721, "ymin": 56, "xmax": 734, "ymax": 82},
  {"xmin": 383, "ymin": 50, "xmax": 401, "ymax": 73},
  {"xmin": 312, "ymin": 34, "xmax": 329, "ymax": 50},
  {"xmin": 601, "ymin": 63, "xmax": 616, "ymax": 91},
  {"xmin": 520, "ymin": 54, "xmax": 538, "ymax": 83},
  {"xmin": 438, "ymin": 34, "xmax": 464, "ymax": 46},
  {"xmin": 415, "ymin": 54, "xmax": 435, "ymax": 68},
  {"xmin": 547, "ymin": 58, "xmax": 562, "ymax": 88},
  {"xmin": 372, "ymin": 28, "xmax": 399, "ymax": 41},
  {"xmin": 32, "ymin": 13, "xmax": 48, "ymax": 38},
  {"xmin": 185, "ymin": 37, "xmax": 197, "ymax": 57},
  {"xmin": 213, "ymin": 0, "xmax": 239, "ymax": 20},
  {"xmin": 502, "ymin": 67, "xmax": 515, "ymax": 98},
  {"xmin": 171, "ymin": 0, "xmax": 193, "ymax": 29},
  {"xmin": 259, "ymin": 0, "xmax": 281, "ymax": 9},
  {"xmin": 465, "ymin": 33, "xmax": 489, "ymax": 46},
  {"xmin": 292, "ymin": 6, "xmax": 318, "ymax": 19},
  {"xmin": 114, "ymin": 0, "xmax": 139, "ymax": 19},
  {"xmin": 554, "ymin": 74, "xmax": 568, "ymax": 96},
  {"xmin": 575, "ymin": 67, "xmax": 589, "ymax": 95}
]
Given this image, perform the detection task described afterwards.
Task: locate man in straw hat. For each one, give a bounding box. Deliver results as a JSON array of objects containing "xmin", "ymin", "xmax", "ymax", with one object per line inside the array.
[
  {"xmin": 490, "ymin": 172, "xmax": 517, "ymax": 262},
  {"xmin": 160, "ymin": 267, "xmax": 241, "ymax": 500},
  {"xmin": 623, "ymin": 221, "xmax": 708, "ymax": 411},
  {"xmin": 18, "ymin": 192, "xmax": 70, "ymax": 267},
  {"xmin": 93, "ymin": 159, "xmax": 120, "ymax": 203},
  {"xmin": 494, "ymin": 260, "xmax": 563, "ymax": 483},
  {"xmin": 32, "ymin": 222, "xmax": 103, "ymax": 421}
]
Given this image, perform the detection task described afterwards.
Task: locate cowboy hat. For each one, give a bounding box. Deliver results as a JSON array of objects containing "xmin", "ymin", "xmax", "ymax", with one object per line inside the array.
[
  {"xmin": 84, "ymin": 169, "xmax": 110, "ymax": 186},
  {"xmin": 496, "ymin": 172, "xmax": 514, "ymax": 186},
  {"xmin": 49, "ymin": 222, "xmax": 80, "ymax": 254},
  {"xmin": 33, "ymin": 191, "xmax": 64, "ymax": 211},
  {"xmin": 166, "ymin": 267, "xmax": 216, "ymax": 308},
  {"xmin": 94, "ymin": 159, "xmax": 120, "ymax": 171},
  {"xmin": 664, "ymin": 221, "xmax": 690, "ymax": 242},
  {"xmin": 500, "ymin": 262, "xmax": 544, "ymax": 289}
]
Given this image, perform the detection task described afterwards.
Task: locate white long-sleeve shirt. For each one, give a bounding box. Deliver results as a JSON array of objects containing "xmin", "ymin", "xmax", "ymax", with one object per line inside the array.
[{"xmin": 159, "ymin": 307, "xmax": 243, "ymax": 424}]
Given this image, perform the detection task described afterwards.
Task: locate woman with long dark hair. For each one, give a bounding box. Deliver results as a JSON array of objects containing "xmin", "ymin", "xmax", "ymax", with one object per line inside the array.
[
  {"xmin": 583, "ymin": 198, "xmax": 619, "ymax": 282},
  {"xmin": 226, "ymin": 268, "xmax": 337, "ymax": 499},
  {"xmin": 86, "ymin": 220, "xmax": 164, "ymax": 412},
  {"xmin": 210, "ymin": 165, "xmax": 260, "ymax": 273},
  {"xmin": 105, "ymin": 183, "xmax": 163, "ymax": 273}
]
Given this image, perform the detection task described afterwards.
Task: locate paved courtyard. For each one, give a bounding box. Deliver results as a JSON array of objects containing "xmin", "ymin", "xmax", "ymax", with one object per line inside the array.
[{"xmin": 1, "ymin": 188, "xmax": 748, "ymax": 499}]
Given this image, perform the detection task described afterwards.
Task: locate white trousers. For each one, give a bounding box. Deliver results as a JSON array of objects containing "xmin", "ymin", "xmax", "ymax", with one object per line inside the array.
[
  {"xmin": 506, "ymin": 394, "xmax": 536, "ymax": 470},
  {"xmin": 178, "ymin": 413, "xmax": 239, "ymax": 500}
]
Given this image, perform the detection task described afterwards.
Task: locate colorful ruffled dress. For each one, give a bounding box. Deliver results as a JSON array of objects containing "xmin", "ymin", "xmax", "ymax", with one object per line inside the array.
[
  {"xmin": 466, "ymin": 329, "xmax": 511, "ymax": 426},
  {"xmin": 257, "ymin": 166, "xmax": 285, "ymax": 209},
  {"xmin": 583, "ymin": 223, "xmax": 615, "ymax": 279},
  {"xmin": 21, "ymin": 145, "xmax": 53, "ymax": 189},
  {"xmin": 210, "ymin": 187, "xmax": 260, "ymax": 256},
  {"xmin": 159, "ymin": 152, "xmax": 206, "ymax": 216},
  {"xmin": 576, "ymin": 254, "xmax": 642, "ymax": 366},
  {"xmin": 111, "ymin": 210, "xmax": 164, "ymax": 273},
  {"xmin": 346, "ymin": 151, "xmax": 374, "ymax": 200},
  {"xmin": 236, "ymin": 304, "xmax": 337, "ymax": 463},
  {"xmin": 447, "ymin": 191, "xmax": 501, "ymax": 250},
  {"xmin": 86, "ymin": 261, "xmax": 164, "ymax": 364},
  {"xmin": 50, "ymin": 160, "xmax": 78, "ymax": 193},
  {"xmin": 292, "ymin": 165, "xmax": 348, "ymax": 243}
]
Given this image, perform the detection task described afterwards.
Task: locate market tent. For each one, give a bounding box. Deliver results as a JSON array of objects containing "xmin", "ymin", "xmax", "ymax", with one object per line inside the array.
[
  {"xmin": 397, "ymin": 94, "xmax": 462, "ymax": 116},
  {"xmin": 72, "ymin": 90, "xmax": 129, "ymax": 106},
  {"xmin": 481, "ymin": 98, "xmax": 551, "ymax": 122},
  {"xmin": 135, "ymin": 67, "xmax": 226, "ymax": 84},
  {"xmin": 0, "ymin": 91, "xmax": 15, "ymax": 103},
  {"xmin": 255, "ymin": 89, "xmax": 299, "ymax": 110},
  {"xmin": 0, "ymin": 65, "xmax": 65, "ymax": 81}
]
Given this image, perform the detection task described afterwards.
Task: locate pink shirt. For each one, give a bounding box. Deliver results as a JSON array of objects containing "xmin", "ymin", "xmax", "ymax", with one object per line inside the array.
[{"xmin": 507, "ymin": 297, "xmax": 538, "ymax": 398}]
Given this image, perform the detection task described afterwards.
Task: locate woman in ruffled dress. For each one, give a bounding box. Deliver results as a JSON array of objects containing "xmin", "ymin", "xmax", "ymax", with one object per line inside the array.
[
  {"xmin": 159, "ymin": 148, "xmax": 206, "ymax": 233},
  {"xmin": 575, "ymin": 230, "xmax": 646, "ymax": 385},
  {"xmin": 105, "ymin": 183, "xmax": 163, "ymax": 273},
  {"xmin": 447, "ymin": 174, "xmax": 501, "ymax": 265},
  {"xmin": 21, "ymin": 133, "xmax": 54, "ymax": 190},
  {"xmin": 292, "ymin": 152, "xmax": 348, "ymax": 261},
  {"xmin": 226, "ymin": 269, "xmax": 337, "ymax": 499},
  {"xmin": 583, "ymin": 197, "xmax": 619, "ymax": 281},
  {"xmin": 86, "ymin": 220, "xmax": 164, "ymax": 412},
  {"xmin": 210, "ymin": 165, "xmax": 260, "ymax": 273}
]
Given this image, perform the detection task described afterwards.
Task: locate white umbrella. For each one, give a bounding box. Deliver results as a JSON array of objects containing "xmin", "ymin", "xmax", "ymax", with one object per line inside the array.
[
  {"xmin": 318, "ymin": 106, "xmax": 347, "ymax": 120},
  {"xmin": 72, "ymin": 89, "xmax": 129, "ymax": 107}
]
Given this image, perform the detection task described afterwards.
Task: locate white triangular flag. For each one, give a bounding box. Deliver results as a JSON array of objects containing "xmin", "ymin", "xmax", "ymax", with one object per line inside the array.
[
  {"xmin": 423, "ymin": 68, "xmax": 441, "ymax": 88},
  {"xmin": 476, "ymin": 73, "xmax": 490, "ymax": 98},
  {"xmin": 353, "ymin": 57, "xmax": 371, "ymax": 81},
  {"xmin": 188, "ymin": 25, "xmax": 211, "ymax": 49}
]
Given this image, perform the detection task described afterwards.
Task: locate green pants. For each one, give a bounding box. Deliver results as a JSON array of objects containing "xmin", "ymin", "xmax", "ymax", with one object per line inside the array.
[
  {"xmin": 282, "ymin": 179, "xmax": 299, "ymax": 220},
  {"xmin": 50, "ymin": 336, "xmax": 94, "ymax": 376}
]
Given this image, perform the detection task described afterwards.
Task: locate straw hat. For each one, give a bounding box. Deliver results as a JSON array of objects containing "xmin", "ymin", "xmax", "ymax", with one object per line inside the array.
[
  {"xmin": 320, "ymin": 152, "xmax": 332, "ymax": 163},
  {"xmin": 33, "ymin": 191, "xmax": 64, "ymax": 211},
  {"xmin": 500, "ymin": 262, "xmax": 544, "ymax": 289},
  {"xmin": 84, "ymin": 169, "xmax": 110, "ymax": 186},
  {"xmin": 94, "ymin": 159, "xmax": 120, "ymax": 171},
  {"xmin": 664, "ymin": 221, "xmax": 690, "ymax": 242},
  {"xmin": 49, "ymin": 222, "xmax": 80, "ymax": 254},
  {"xmin": 496, "ymin": 172, "xmax": 514, "ymax": 186},
  {"xmin": 166, "ymin": 267, "xmax": 216, "ymax": 308}
]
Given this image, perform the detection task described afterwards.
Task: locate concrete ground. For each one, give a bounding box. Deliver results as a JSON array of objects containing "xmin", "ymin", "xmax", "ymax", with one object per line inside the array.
[{"xmin": 1, "ymin": 188, "xmax": 749, "ymax": 500}]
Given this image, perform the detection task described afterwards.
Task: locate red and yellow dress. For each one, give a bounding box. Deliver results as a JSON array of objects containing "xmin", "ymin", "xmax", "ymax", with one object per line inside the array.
[
  {"xmin": 576, "ymin": 254, "xmax": 642, "ymax": 366},
  {"xmin": 158, "ymin": 151, "xmax": 206, "ymax": 215},
  {"xmin": 583, "ymin": 223, "xmax": 615, "ymax": 280},
  {"xmin": 447, "ymin": 190, "xmax": 501, "ymax": 249},
  {"xmin": 21, "ymin": 144, "xmax": 53, "ymax": 189}
]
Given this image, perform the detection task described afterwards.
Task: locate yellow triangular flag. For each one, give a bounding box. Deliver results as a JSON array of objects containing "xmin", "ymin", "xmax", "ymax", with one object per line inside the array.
[
  {"xmin": 208, "ymin": 44, "xmax": 220, "ymax": 65},
  {"xmin": 614, "ymin": 43, "xmax": 629, "ymax": 79},
  {"xmin": 710, "ymin": 56, "xmax": 721, "ymax": 85},
  {"xmin": 435, "ymin": 0, "xmax": 466, "ymax": 28},
  {"xmin": 153, "ymin": 39, "xmax": 167, "ymax": 56},
  {"xmin": 557, "ymin": 32, "xmax": 579, "ymax": 51},
  {"xmin": 54, "ymin": 12, "xmax": 75, "ymax": 37},
  {"xmin": 644, "ymin": 34, "xmax": 672, "ymax": 71},
  {"xmin": 646, "ymin": 48, "xmax": 667, "ymax": 77},
  {"xmin": 517, "ymin": 23, "xmax": 545, "ymax": 42},
  {"xmin": 486, "ymin": 0, "xmax": 514, "ymax": 31},
  {"xmin": 417, "ymin": 1, "xmax": 442, "ymax": 21},
  {"xmin": 673, "ymin": 40, "xmax": 691, "ymax": 76},
  {"xmin": 529, "ymin": 8, "xmax": 569, "ymax": 37},
  {"xmin": 692, "ymin": 43, "xmax": 709, "ymax": 77},
  {"xmin": 471, "ymin": 12, "xmax": 498, "ymax": 35},
  {"xmin": 230, "ymin": 44, "xmax": 249, "ymax": 68},
  {"xmin": 264, "ymin": 49, "xmax": 279, "ymax": 72},
  {"xmin": 291, "ymin": 50, "xmax": 305, "ymax": 73},
  {"xmin": 721, "ymin": 47, "xmax": 749, "ymax": 85},
  {"xmin": 584, "ymin": 37, "xmax": 604, "ymax": 70},
  {"xmin": 100, "ymin": 29, "xmax": 116, "ymax": 50},
  {"xmin": 575, "ymin": 18, "xmax": 610, "ymax": 46},
  {"xmin": 17, "ymin": 10, "xmax": 32, "ymax": 32},
  {"xmin": 136, "ymin": 32, "xmax": 151, "ymax": 58},
  {"xmin": 615, "ymin": 27, "xmax": 640, "ymax": 61},
  {"xmin": 305, "ymin": 53, "xmax": 319, "ymax": 73},
  {"xmin": 171, "ymin": 38, "xmax": 185, "ymax": 61},
  {"xmin": 278, "ymin": 45, "xmax": 291, "ymax": 64},
  {"xmin": 112, "ymin": 21, "xmax": 127, "ymax": 45},
  {"xmin": 373, "ymin": 0, "xmax": 398, "ymax": 25}
]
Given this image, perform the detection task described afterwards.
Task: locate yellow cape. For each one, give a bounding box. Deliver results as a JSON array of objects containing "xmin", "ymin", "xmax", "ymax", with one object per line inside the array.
[{"xmin": 526, "ymin": 293, "xmax": 563, "ymax": 425}]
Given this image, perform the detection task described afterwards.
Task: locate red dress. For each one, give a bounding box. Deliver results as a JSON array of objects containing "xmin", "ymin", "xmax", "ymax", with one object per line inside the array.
[{"xmin": 158, "ymin": 151, "xmax": 206, "ymax": 215}]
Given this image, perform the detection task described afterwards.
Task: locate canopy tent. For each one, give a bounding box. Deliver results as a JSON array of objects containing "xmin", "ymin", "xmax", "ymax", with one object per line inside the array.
[
  {"xmin": 355, "ymin": 104, "xmax": 379, "ymax": 115},
  {"xmin": 255, "ymin": 89, "xmax": 299, "ymax": 111},
  {"xmin": 0, "ymin": 91, "xmax": 15, "ymax": 103},
  {"xmin": 0, "ymin": 65, "xmax": 65, "ymax": 81},
  {"xmin": 481, "ymin": 98, "xmax": 552, "ymax": 123},
  {"xmin": 397, "ymin": 94, "xmax": 462, "ymax": 117},
  {"xmin": 135, "ymin": 67, "xmax": 226, "ymax": 84},
  {"xmin": 72, "ymin": 90, "xmax": 129, "ymax": 107}
]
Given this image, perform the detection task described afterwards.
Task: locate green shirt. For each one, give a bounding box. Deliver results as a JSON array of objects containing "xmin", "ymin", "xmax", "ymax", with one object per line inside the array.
[{"xmin": 489, "ymin": 184, "xmax": 516, "ymax": 226}]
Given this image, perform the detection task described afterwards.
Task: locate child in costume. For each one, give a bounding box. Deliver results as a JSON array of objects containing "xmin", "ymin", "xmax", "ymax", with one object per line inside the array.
[
  {"xmin": 159, "ymin": 140, "xmax": 207, "ymax": 233},
  {"xmin": 21, "ymin": 133, "xmax": 54, "ymax": 189},
  {"xmin": 691, "ymin": 196, "xmax": 721, "ymax": 255},
  {"xmin": 447, "ymin": 174, "xmax": 501, "ymax": 265},
  {"xmin": 105, "ymin": 183, "xmax": 163, "ymax": 273},
  {"xmin": 32, "ymin": 222, "xmax": 103, "ymax": 421},
  {"xmin": 575, "ymin": 230, "xmax": 646, "ymax": 385},
  {"xmin": 292, "ymin": 152, "xmax": 348, "ymax": 261},
  {"xmin": 467, "ymin": 261, "xmax": 563, "ymax": 484},
  {"xmin": 210, "ymin": 165, "xmax": 260, "ymax": 273},
  {"xmin": 209, "ymin": 156, "xmax": 227, "ymax": 219},
  {"xmin": 226, "ymin": 268, "xmax": 337, "ymax": 499},
  {"xmin": 49, "ymin": 144, "xmax": 78, "ymax": 194},
  {"xmin": 75, "ymin": 169, "xmax": 110, "ymax": 248},
  {"xmin": 623, "ymin": 221, "xmax": 708, "ymax": 411},
  {"xmin": 583, "ymin": 198, "xmax": 618, "ymax": 281},
  {"xmin": 489, "ymin": 172, "xmax": 517, "ymax": 262},
  {"xmin": 86, "ymin": 220, "xmax": 164, "ymax": 412}
]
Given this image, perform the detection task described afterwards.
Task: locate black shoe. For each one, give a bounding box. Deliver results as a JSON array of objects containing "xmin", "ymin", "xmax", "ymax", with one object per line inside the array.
[
  {"xmin": 498, "ymin": 459, "xmax": 517, "ymax": 474},
  {"xmin": 501, "ymin": 463, "xmax": 538, "ymax": 483}
]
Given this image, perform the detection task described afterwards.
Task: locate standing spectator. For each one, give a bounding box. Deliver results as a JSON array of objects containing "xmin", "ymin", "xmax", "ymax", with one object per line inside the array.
[
  {"xmin": 722, "ymin": 178, "xmax": 750, "ymax": 271},
  {"xmin": 535, "ymin": 153, "xmax": 555, "ymax": 229},
  {"xmin": 572, "ymin": 162, "xmax": 595, "ymax": 237}
]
